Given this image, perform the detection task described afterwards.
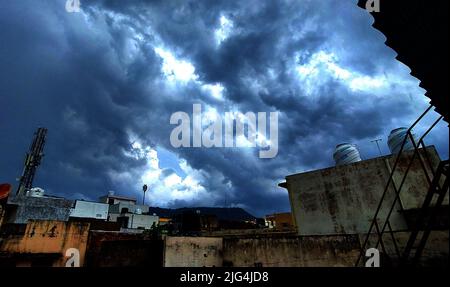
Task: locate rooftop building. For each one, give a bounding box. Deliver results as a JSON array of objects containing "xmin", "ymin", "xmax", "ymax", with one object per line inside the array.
[
  {"xmin": 279, "ymin": 146, "xmax": 448, "ymax": 236},
  {"xmin": 99, "ymin": 191, "xmax": 137, "ymax": 205}
]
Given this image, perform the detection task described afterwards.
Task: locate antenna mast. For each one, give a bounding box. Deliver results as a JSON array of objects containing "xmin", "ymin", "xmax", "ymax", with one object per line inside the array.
[
  {"xmin": 16, "ymin": 128, "xmax": 47, "ymax": 196},
  {"xmin": 370, "ymin": 138, "xmax": 383, "ymax": 156}
]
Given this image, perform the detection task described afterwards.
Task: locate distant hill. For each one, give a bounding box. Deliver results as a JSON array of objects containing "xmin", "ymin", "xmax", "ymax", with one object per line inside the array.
[{"xmin": 147, "ymin": 207, "xmax": 256, "ymax": 221}]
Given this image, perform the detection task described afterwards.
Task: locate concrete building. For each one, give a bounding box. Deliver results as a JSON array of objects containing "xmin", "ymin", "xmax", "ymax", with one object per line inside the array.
[
  {"xmin": 5, "ymin": 195, "xmax": 74, "ymax": 224},
  {"xmin": 158, "ymin": 217, "xmax": 171, "ymax": 226},
  {"xmin": 102, "ymin": 193, "xmax": 159, "ymax": 230},
  {"xmin": 279, "ymin": 146, "xmax": 448, "ymax": 236},
  {"xmin": 0, "ymin": 220, "xmax": 90, "ymax": 267},
  {"xmin": 5, "ymin": 195, "xmax": 111, "ymax": 224},
  {"xmin": 265, "ymin": 212, "xmax": 294, "ymax": 231},
  {"xmin": 99, "ymin": 192, "xmax": 136, "ymax": 205},
  {"xmin": 113, "ymin": 213, "xmax": 159, "ymax": 230},
  {"xmin": 70, "ymin": 200, "xmax": 109, "ymax": 221},
  {"xmin": 108, "ymin": 202, "xmax": 149, "ymax": 215}
]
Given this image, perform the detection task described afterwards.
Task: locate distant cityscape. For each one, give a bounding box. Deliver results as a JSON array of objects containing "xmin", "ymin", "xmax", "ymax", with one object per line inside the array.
[{"xmin": 0, "ymin": 123, "xmax": 448, "ymax": 267}]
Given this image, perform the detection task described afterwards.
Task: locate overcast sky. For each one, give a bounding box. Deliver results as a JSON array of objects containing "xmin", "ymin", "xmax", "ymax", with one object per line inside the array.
[{"xmin": 1, "ymin": 0, "xmax": 448, "ymax": 217}]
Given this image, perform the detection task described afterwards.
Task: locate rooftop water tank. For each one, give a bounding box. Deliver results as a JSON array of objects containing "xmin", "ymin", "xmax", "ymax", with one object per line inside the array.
[
  {"xmin": 387, "ymin": 127, "xmax": 417, "ymax": 154},
  {"xmin": 27, "ymin": 187, "xmax": 45, "ymax": 197},
  {"xmin": 333, "ymin": 143, "xmax": 362, "ymax": 166}
]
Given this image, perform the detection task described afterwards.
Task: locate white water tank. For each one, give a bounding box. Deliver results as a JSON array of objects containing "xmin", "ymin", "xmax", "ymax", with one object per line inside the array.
[
  {"xmin": 333, "ymin": 143, "xmax": 362, "ymax": 166},
  {"xmin": 27, "ymin": 187, "xmax": 45, "ymax": 197},
  {"xmin": 387, "ymin": 127, "xmax": 417, "ymax": 154}
]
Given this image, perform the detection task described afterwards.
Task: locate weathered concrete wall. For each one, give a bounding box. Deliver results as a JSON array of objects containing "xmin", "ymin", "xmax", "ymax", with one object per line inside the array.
[
  {"xmin": 70, "ymin": 200, "xmax": 109, "ymax": 220},
  {"xmin": 200, "ymin": 229, "xmax": 296, "ymax": 237},
  {"xmin": 86, "ymin": 231, "xmax": 163, "ymax": 267},
  {"xmin": 162, "ymin": 234, "xmax": 360, "ymax": 267},
  {"xmin": 220, "ymin": 230, "xmax": 448, "ymax": 267},
  {"xmin": 128, "ymin": 214, "xmax": 159, "ymax": 229},
  {"xmin": 222, "ymin": 234, "xmax": 360, "ymax": 267},
  {"xmin": 109, "ymin": 202, "xmax": 149, "ymax": 214},
  {"xmin": 0, "ymin": 220, "xmax": 90, "ymax": 266},
  {"xmin": 388, "ymin": 147, "xmax": 449, "ymax": 209},
  {"xmin": 285, "ymin": 147, "xmax": 443, "ymax": 235},
  {"xmin": 164, "ymin": 236, "xmax": 223, "ymax": 267},
  {"xmin": 359, "ymin": 230, "xmax": 449, "ymax": 267},
  {"xmin": 6, "ymin": 196, "xmax": 74, "ymax": 224},
  {"xmin": 109, "ymin": 213, "xmax": 159, "ymax": 229}
]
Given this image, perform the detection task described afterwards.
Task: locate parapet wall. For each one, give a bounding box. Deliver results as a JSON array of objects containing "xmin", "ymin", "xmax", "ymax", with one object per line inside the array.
[
  {"xmin": 164, "ymin": 236, "xmax": 223, "ymax": 267},
  {"xmin": 222, "ymin": 234, "xmax": 360, "ymax": 267},
  {"xmin": 163, "ymin": 230, "xmax": 449, "ymax": 267}
]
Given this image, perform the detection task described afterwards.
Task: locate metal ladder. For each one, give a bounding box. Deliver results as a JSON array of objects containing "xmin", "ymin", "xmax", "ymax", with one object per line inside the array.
[{"xmin": 355, "ymin": 105, "xmax": 448, "ymax": 266}]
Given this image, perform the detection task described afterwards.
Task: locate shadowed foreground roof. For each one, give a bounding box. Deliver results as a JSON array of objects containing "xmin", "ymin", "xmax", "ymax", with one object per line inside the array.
[{"xmin": 358, "ymin": 0, "xmax": 449, "ymax": 122}]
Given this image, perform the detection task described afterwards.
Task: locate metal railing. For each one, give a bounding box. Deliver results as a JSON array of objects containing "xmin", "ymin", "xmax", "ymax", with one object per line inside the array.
[{"xmin": 355, "ymin": 104, "xmax": 448, "ymax": 266}]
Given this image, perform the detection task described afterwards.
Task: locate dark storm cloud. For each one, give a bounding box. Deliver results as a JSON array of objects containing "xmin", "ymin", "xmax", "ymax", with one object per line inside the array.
[{"xmin": 0, "ymin": 0, "xmax": 447, "ymax": 216}]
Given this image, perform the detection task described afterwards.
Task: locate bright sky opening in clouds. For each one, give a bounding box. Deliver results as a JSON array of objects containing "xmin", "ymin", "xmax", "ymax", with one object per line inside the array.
[
  {"xmin": 154, "ymin": 47, "xmax": 198, "ymax": 82},
  {"xmin": 202, "ymin": 83, "xmax": 225, "ymax": 100},
  {"xmin": 296, "ymin": 51, "xmax": 388, "ymax": 94},
  {"xmin": 215, "ymin": 15, "xmax": 234, "ymax": 45}
]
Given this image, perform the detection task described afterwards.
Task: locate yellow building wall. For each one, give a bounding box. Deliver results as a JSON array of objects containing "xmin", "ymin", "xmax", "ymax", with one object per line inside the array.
[{"xmin": 0, "ymin": 220, "xmax": 90, "ymax": 266}]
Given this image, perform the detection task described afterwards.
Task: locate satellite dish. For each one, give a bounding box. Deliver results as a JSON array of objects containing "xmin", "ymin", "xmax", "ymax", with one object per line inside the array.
[{"xmin": 0, "ymin": 183, "xmax": 12, "ymax": 200}]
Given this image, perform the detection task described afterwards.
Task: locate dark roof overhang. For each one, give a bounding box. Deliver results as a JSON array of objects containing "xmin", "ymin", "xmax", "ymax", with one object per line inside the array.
[{"xmin": 358, "ymin": 0, "xmax": 449, "ymax": 122}]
